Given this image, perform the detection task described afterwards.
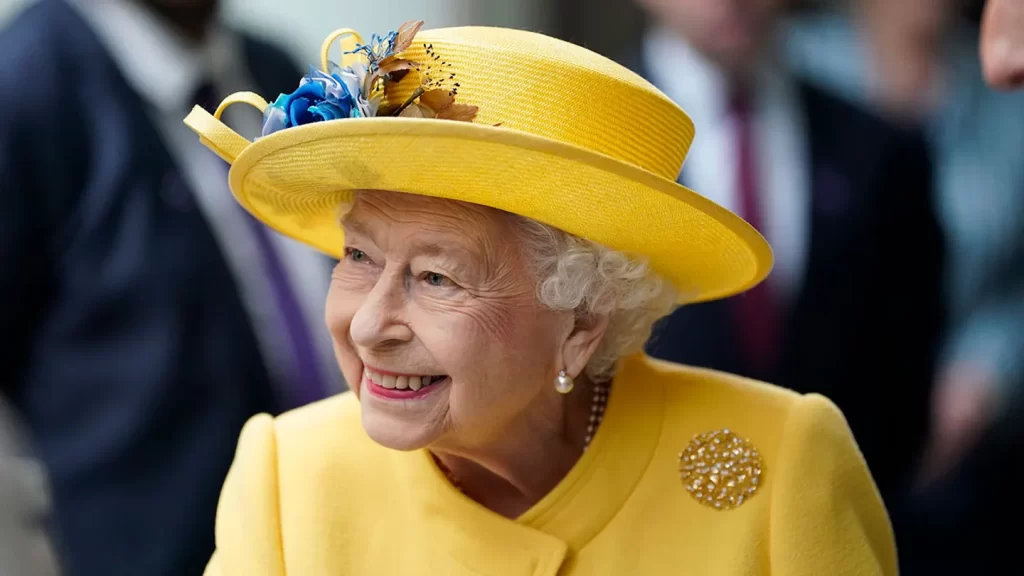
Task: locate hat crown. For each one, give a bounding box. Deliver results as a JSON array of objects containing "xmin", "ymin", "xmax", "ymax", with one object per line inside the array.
[
  {"xmin": 389, "ymin": 27, "xmax": 694, "ymax": 180},
  {"xmin": 182, "ymin": 24, "xmax": 771, "ymax": 306}
]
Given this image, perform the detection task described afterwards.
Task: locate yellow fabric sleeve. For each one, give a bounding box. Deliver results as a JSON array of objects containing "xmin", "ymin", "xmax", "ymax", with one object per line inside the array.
[
  {"xmin": 203, "ymin": 553, "xmax": 220, "ymax": 576},
  {"xmin": 203, "ymin": 414, "xmax": 284, "ymax": 576},
  {"xmin": 769, "ymin": 394, "xmax": 898, "ymax": 575}
]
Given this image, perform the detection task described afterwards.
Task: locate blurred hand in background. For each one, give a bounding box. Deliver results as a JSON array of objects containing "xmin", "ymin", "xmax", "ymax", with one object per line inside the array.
[
  {"xmin": 981, "ymin": 0, "xmax": 1024, "ymax": 88},
  {"xmin": 917, "ymin": 362, "xmax": 1001, "ymax": 487}
]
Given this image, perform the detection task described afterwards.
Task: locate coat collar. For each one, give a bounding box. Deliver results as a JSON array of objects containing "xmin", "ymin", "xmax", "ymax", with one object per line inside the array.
[{"xmin": 394, "ymin": 354, "xmax": 666, "ymax": 575}]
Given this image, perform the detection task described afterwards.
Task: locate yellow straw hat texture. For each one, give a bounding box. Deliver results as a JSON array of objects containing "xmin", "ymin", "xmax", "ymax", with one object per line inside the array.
[{"xmin": 184, "ymin": 24, "xmax": 772, "ymax": 304}]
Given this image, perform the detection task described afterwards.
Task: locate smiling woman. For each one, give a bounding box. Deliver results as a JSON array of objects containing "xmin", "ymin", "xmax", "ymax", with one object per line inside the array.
[
  {"xmin": 328, "ymin": 190, "xmax": 676, "ymax": 474},
  {"xmin": 186, "ymin": 20, "xmax": 897, "ymax": 576}
]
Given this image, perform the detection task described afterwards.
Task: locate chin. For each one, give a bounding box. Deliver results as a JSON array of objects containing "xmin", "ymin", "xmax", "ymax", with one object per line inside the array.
[
  {"xmin": 359, "ymin": 387, "xmax": 443, "ymax": 451},
  {"xmin": 361, "ymin": 415, "xmax": 436, "ymax": 451}
]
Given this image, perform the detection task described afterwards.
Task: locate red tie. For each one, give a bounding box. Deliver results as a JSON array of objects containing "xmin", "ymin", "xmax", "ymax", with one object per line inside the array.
[{"xmin": 729, "ymin": 90, "xmax": 781, "ymax": 378}]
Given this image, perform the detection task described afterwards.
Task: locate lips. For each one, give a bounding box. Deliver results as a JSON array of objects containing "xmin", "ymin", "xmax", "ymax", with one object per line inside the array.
[{"xmin": 363, "ymin": 367, "xmax": 448, "ymax": 392}]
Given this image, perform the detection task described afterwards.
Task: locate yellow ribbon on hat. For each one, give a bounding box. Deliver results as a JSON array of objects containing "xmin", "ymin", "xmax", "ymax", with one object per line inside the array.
[
  {"xmin": 320, "ymin": 28, "xmax": 365, "ymax": 72},
  {"xmin": 183, "ymin": 91, "xmax": 267, "ymax": 164},
  {"xmin": 214, "ymin": 92, "xmax": 269, "ymax": 120},
  {"xmin": 184, "ymin": 27, "xmax": 368, "ymax": 165}
]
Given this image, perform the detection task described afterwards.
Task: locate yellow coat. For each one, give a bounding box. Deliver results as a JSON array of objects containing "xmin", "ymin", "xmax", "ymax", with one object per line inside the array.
[{"xmin": 205, "ymin": 355, "xmax": 897, "ymax": 575}]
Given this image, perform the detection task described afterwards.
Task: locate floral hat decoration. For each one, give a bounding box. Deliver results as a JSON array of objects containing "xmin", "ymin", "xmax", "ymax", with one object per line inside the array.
[
  {"xmin": 184, "ymin": 22, "xmax": 773, "ymax": 304},
  {"xmin": 261, "ymin": 21, "xmax": 481, "ymax": 136}
]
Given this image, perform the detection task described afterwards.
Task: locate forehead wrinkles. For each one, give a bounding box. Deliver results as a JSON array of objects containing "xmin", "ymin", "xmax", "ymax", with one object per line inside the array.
[{"xmin": 343, "ymin": 191, "xmax": 514, "ymax": 272}]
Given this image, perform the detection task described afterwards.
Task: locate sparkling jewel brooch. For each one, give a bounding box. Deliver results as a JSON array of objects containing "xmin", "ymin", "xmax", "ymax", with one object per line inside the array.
[{"xmin": 678, "ymin": 429, "xmax": 764, "ymax": 511}]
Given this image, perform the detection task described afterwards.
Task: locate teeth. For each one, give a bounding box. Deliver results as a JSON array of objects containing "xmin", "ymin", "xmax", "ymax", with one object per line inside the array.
[{"xmin": 364, "ymin": 368, "xmax": 444, "ymax": 391}]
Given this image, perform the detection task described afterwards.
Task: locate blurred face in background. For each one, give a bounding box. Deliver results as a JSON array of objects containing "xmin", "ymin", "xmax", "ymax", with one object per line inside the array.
[
  {"xmin": 142, "ymin": 0, "xmax": 220, "ymax": 39},
  {"xmin": 636, "ymin": 0, "xmax": 787, "ymax": 77},
  {"xmin": 861, "ymin": 0, "xmax": 957, "ymax": 37},
  {"xmin": 143, "ymin": 0, "xmax": 218, "ymax": 8},
  {"xmin": 981, "ymin": 0, "xmax": 1024, "ymax": 89}
]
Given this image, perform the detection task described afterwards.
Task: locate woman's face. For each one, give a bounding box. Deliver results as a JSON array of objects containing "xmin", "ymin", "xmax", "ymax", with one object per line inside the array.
[{"xmin": 326, "ymin": 191, "xmax": 573, "ymax": 451}]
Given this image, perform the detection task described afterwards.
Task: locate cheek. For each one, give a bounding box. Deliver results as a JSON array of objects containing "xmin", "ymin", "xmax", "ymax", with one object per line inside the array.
[
  {"xmin": 422, "ymin": 293, "xmax": 541, "ymax": 366},
  {"xmin": 325, "ymin": 280, "xmax": 365, "ymax": 388},
  {"xmin": 425, "ymin": 298, "xmax": 562, "ymax": 402}
]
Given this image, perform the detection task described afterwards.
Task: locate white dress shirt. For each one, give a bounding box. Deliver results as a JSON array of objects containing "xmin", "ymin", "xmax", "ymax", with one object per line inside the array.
[
  {"xmin": 643, "ymin": 26, "xmax": 810, "ymax": 299},
  {"xmin": 0, "ymin": 395, "xmax": 59, "ymax": 576},
  {"xmin": 70, "ymin": 0, "xmax": 342, "ymax": 394}
]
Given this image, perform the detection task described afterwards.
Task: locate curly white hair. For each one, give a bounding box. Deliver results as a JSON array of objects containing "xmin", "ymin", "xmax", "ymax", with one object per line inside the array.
[{"xmin": 511, "ymin": 216, "xmax": 678, "ymax": 381}]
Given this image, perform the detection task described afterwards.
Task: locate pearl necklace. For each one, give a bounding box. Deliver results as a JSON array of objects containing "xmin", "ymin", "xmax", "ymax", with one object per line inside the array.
[
  {"xmin": 438, "ymin": 382, "xmax": 610, "ymax": 492},
  {"xmin": 584, "ymin": 381, "xmax": 609, "ymax": 450}
]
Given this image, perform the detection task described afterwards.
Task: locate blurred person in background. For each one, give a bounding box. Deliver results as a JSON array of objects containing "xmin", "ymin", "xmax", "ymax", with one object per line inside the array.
[
  {"xmin": 0, "ymin": 0, "xmax": 339, "ymax": 574},
  {"xmin": 980, "ymin": 0, "xmax": 1024, "ymax": 88},
  {"xmin": 786, "ymin": 0, "xmax": 1024, "ymax": 571},
  {"xmin": 0, "ymin": 394, "xmax": 59, "ymax": 576},
  {"xmin": 631, "ymin": 0, "xmax": 945, "ymax": 535}
]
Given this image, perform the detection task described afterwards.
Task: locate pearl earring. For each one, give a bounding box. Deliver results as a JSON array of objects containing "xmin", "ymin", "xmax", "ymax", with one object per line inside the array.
[{"xmin": 555, "ymin": 369, "xmax": 574, "ymax": 394}]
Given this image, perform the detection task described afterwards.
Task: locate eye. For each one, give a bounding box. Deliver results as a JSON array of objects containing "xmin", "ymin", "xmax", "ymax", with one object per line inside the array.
[
  {"xmin": 423, "ymin": 271, "xmax": 452, "ymax": 288},
  {"xmin": 345, "ymin": 248, "xmax": 370, "ymax": 263}
]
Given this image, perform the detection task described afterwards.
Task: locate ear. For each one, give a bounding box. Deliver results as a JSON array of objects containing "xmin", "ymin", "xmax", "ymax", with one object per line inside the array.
[{"xmin": 560, "ymin": 313, "xmax": 611, "ymax": 380}]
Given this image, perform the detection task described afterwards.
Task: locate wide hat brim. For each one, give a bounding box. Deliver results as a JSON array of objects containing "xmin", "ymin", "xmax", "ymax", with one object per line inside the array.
[{"xmin": 187, "ymin": 107, "xmax": 772, "ymax": 304}]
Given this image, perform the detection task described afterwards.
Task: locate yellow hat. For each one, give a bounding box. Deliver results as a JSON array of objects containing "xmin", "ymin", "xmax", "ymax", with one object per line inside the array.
[{"xmin": 184, "ymin": 22, "xmax": 772, "ymax": 304}]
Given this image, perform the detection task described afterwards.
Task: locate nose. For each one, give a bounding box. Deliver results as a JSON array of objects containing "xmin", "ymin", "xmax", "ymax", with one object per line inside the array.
[
  {"xmin": 981, "ymin": 0, "xmax": 1024, "ymax": 90},
  {"xmin": 348, "ymin": 271, "xmax": 414, "ymax": 349}
]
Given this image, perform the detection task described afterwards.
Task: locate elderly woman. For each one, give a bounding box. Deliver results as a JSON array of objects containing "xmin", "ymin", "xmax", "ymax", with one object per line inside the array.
[{"xmin": 186, "ymin": 21, "xmax": 895, "ymax": 575}]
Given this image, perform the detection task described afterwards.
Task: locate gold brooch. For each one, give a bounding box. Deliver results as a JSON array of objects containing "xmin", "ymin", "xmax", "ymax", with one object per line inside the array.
[{"xmin": 679, "ymin": 429, "xmax": 764, "ymax": 510}]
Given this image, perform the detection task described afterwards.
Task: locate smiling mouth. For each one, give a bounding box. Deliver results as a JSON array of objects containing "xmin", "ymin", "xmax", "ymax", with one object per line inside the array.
[{"xmin": 364, "ymin": 367, "xmax": 448, "ymax": 392}]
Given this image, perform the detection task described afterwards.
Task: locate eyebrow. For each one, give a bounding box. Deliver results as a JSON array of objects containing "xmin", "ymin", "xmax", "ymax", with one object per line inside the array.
[
  {"xmin": 340, "ymin": 217, "xmax": 374, "ymax": 240},
  {"xmin": 342, "ymin": 218, "xmax": 485, "ymax": 269},
  {"xmin": 413, "ymin": 241, "xmax": 487, "ymax": 282}
]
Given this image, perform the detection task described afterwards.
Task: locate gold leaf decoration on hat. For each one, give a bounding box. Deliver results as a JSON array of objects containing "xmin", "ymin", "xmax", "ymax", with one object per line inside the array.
[
  {"xmin": 392, "ymin": 20, "xmax": 424, "ymax": 54},
  {"xmin": 365, "ymin": 57, "xmax": 417, "ymax": 96},
  {"xmin": 375, "ymin": 29, "xmax": 476, "ymax": 122},
  {"xmin": 436, "ymin": 103, "xmax": 479, "ymax": 122},
  {"xmin": 679, "ymin": 429, "xmax": 764, "ymax": 511},
  {"xmin": 417, "ymin": 89, "xmax": 479, "ymax": 122},
  {"xmin": 379, "ymin": 69, "xmax": 420, "ymax": 115},
  {"xmin": 419, "ymin": 89, "xmax": 455, "ymax": 113}
]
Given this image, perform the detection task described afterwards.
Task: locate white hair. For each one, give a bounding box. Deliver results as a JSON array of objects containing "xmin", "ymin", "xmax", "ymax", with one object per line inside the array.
[
  {"xmin": 338, "ymin": 194, "xmax": 678, "ymax": 381},
  {"xmin": 511, "ymin": 216, "xmax": 678, "ymax": 381}
]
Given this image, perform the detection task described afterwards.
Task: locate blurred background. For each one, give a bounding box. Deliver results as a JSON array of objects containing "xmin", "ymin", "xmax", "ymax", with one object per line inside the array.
[
  {"xmin": 0, "ymin": 0, "xmax": 555, "ymax": 64},
  {"xmin": 1, "ymin": 0, "xmax": 1021, "ymax": 575}
]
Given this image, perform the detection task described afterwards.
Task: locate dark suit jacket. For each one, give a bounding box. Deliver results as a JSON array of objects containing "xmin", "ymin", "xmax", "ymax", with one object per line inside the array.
[
  {"xmin": 632, "ymin": 57, "xmax": 945, "ymax": 507},
  {"xmin": 0, "ymin": 2, "xmax": 300, "ymax": 574}
]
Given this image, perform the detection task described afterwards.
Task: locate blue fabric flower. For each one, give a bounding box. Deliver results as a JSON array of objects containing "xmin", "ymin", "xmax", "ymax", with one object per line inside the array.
[
  {"xmin": 258, "ymin": 22, "xmax": 414, "ymax": 137},
  {"xmin": 261, "ymin": 65, "xmax": 364, "ymax": 137}
]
